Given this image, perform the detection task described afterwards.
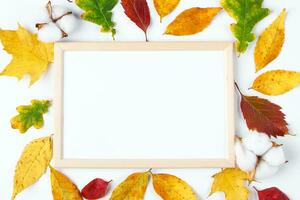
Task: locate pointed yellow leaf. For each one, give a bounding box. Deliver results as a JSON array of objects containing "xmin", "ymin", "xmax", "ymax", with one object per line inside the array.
[
  {"xmin": 165, "ymin": 7, "xmax": 222, "ymax": 36},
  {"xmin": 110, "ymin": 171, "xmax": 150, "ymax": 200},
  {"xmin": 252, "ymin": 70, "xmax": 300, "ymax": 96},
  {"xmin": 154, "ymin": 0, "xmax": 181, "ymax": 22},
  {"xmin": 152, "ymin": 173, "xmax": 197, "ymax": 200},
  {"xmin": 0, "ymin": 24, "xmax": 54, "ymax": 85},
  {"xmin": 210, "ymin": 168, "xmax": 250, "ymax": 200},
  {"xmin": 50, "ymin": 166, "xmax": 83, "ymax": 200},
  {"xmin": 11, "ymin": 136, "xmax": 52, "ymax": 200},
  {"xmin": 255, "ymin": 9, "xmax": 286, "ymax": 72}
]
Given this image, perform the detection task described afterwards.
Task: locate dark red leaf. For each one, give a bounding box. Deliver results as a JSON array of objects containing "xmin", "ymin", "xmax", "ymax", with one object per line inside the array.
[
  {"xmin": 255, "ymin": 187, "xmax": 289, "ymax": 200},
  {"xmin": 81, "ymin": 178, "xmax": 111, "ymax": 199},
  {"xmin": 121, "ymin": 0, "xmax": 150, "ymax": 41},
  {"xmin": 235, "ymin": 83, "xmax": 288, "ymax": 137}
]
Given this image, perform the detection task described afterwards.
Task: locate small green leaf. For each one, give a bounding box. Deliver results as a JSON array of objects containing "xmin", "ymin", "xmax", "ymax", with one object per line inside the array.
[
  {"xmin": 11, "ymin": 100, "xmax": 51, "ymax": 133},
  {"xmin": 221, "ymin": 0, "xmax": 270, "ymax": 53},
  {"xmin": 76, "ymin": 0, "xmax": 118, "ymax": 39}
]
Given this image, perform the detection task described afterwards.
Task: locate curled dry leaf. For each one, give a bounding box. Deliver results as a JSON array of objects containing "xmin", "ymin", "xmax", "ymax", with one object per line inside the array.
[
  {"xmin": 252, "ymin": 70, "xmax": 300, "ymax": 96},
  {"xmin": 255, "ymin": 9, "xmax": 286, "ymax": 72},
  {"xmin": 152, "ymin": 173, "xmax": 197, "ymax": 200},
  {"xmin": 254, "ymin": 187, "xmax": 289, "ymax": 200},
  {"xmin": 110, "ymin": 170, "xmax": 150, "ymax": 200},
  {"xmin": 210, "ymin": 168, "xmax": 250, "ymax": 200},
  {"xmin": 121, "ymin": 0, "xmax": 151, "ymax": 41},
  {"xmin": 11, "ymin": 136, "xmax": 52, "ymax": 200},
  {"xmin": 81, "ymin": 178, "xmax": 111, "ymax": 199},
  {"xmin": 153, "ymin": 0, "xmax": 180, "ymax": 22},
  {"xmin": 50, "ymin": 166, "xmax": 83, "ymax": 200},
  {"xmin": 221, "ymin": 0, "xmax": 270, "ymax": 53},
  {"xmin": 11, "ymin": 100, "xmax": 51, "ymax": 133},
  {"xmin": 236, "ymin": 83, "xmax": 288, "ymax": 137},
  {"xmin": 165, "ymin": 7, "xmax": 222, "ymax": 36},
  {"xmin": 0, "ymin": 25, "xmax": 54, "ymax": 85}
]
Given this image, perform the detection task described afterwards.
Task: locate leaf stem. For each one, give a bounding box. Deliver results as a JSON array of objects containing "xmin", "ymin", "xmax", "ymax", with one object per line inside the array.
[
  {"xmin": 144, "ymin": 32, "xmax": 148, "ymax": 42},
  {"xmin": 234, "ymin": 82, "xmax": 243, "ymax": 95}
]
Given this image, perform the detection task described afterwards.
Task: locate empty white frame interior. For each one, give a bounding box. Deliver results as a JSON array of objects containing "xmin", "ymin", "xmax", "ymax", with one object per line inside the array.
[{"xmin": 53, "ymin": 42, "xmax": 234, "ymax": 168}]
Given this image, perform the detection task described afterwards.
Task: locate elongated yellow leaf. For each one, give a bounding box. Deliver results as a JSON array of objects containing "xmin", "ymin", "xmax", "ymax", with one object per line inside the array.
[
  {"xmin": 50, "ymin": 166, "xmax": 83, "ymax": 200},
  {"xmin": 210, "ymin": 168, "xmax": 250, "ymax": 200},
  {"xmin": 0, "ymin": 24, "xmax": 53, "ymax": 85},
  {"xmin": 152, "ymin": 173, "xmax": 197, "ymax": 200},
  {"xmin": 252, "ymin": 70, "xmax": 300, "ymax": 96},
  {"xmin": 154, "ymin": 0, "xmax": 180, "ymax": 22},
  {"xmin": 11, "ymin": 136, "xmax": 52, "ymax": 200},
  {"xmin": 255, "ymin": 9, "xmax": 286, "ymax": 72},
  {"xmin": 110, "ymin": 171, "xmax": 150, "ymax": 200},
  {"xmin": 165, "ymin": 7, "xmax": 222, "ymax": 36}
]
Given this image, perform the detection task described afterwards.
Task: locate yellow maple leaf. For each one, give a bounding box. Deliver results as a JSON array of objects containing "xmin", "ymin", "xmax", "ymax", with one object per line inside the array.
[
  {"xmin": 210, "ymin": 168, "xmax": 250, "ymax": 200},
  {"xmin": 0, "ymin": 24, "xmax": 54, "ymax": 85},
  {"xmin": 50, "ymin": 166, "xmax": 83, "ymax": 200},
  {"xmin": 252, "ymin": 70, "xmax": 300, "ymax": 96},
  {"xmin": 153, "ymin": 0, "xmax": 181, "ymax": 22},
  {"xmin": 255, "ymin": 9, "xmax": 286, "ymax": 72},
  {"xmin": 110, "ymin": 170, "xmax": 150, "ymax": 200},
  {"xmin": 152, "ymin": 173, "xmax": 197, "ymax": 200},
  {"xmin": 12, "ymin": 136, "xmax": 52, "ymax": 200},
  {"xmin": 165, "ymin": 7, "xmax": 222, "ymax": 36}
]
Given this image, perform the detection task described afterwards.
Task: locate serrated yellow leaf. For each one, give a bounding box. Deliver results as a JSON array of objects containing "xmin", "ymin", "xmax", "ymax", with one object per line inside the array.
[
  {"xmin": 110, "ymin": 171, "xmax": 150, "ymax": 200},
  {"xmin": 210, "ymin": 168, "xmax": 249, "ymax": 200},
  {"xmin": 50, "ymin": 166, "xmax": 83, "ymax": 200},
  {"xmin": 152, "ymin": 173, "xmax": 197, "ymax": 200},
  {"xmin": 154, "ymin": 0, "xmax": 181, "ymax": 22},
  {"xmin": 255, "ymin": 9, "xmax": 286, "ymax": 72},
  {"xmin": 11, "ymin": 136, "xmax": 52, "ymax": 200},
  {"xmin": 0, "ymin": 24, "xmax": 53, "ymax": 85},
  {"xmin": 252, "ymin": 70, "xmax": 300, "ymax": 96},
  {"xmin": 165, "ymin": 7, "xmax": 222, "ymax": 36}
]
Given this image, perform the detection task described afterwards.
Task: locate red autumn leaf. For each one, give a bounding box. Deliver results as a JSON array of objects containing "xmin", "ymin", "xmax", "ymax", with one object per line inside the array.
[
  {"xmin": 81, "ymin": 178, "xmax": 111, "ymax": 199},
  {"xmin": 121, "ymin": 0, "xmax": 150, "ymax": 41},
  {"xmin": 255, "ymin": 187, "xmax": 289, "ymax": 200},
  {"xmin": 235, "ymin": 83, "xmax": 288, "ymax": 137}
]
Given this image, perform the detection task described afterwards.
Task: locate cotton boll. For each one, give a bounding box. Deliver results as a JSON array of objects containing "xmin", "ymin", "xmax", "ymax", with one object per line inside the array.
[
  {"xmin": 51, "ymin": 5, "xmax": 69, "ymax": 19},
  {"xmin": 242, "ymin": 132, "xmax": 272, "ymax": 156},
  {"xmin": 255, "ymin": 160, "xmax": 279, "ymax": 179},
  {"xmin": 263, "ymin": 146, "xmax": 286, "ymax": 166},
  {"xmin": 235, "ymin": 140, "xmax": 257, "ymax": 172},
  {"xmin": 37, "ymin": 22, "xmax": 62, "ymax": 42},
  {"xmin": 56, "ymin": 14, "xmax": 77, "ymax": 33},
  {"xmin": 206, "ymin": 192, "xmax": 225, "ymax": 200}
]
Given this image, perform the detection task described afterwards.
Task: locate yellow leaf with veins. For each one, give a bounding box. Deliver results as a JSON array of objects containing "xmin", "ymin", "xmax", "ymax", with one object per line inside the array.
[
  {"xmin": 110, "ymin": 171, "xmax": 150, "ymax": 200},
  {"xmin": 0, "ymin": 24, "xmax": 53, "ymax": 85},
  {"xmin": 252, "ymin": 70, "xmax": 300, "ymax": 96},
  {"xmin": 165, "ymin": 7, "xmax": 222, "ymax": 36},
  {"xmin": 255, "ymin": 9, "xmax": 286, "ymax": 72},
  {"xmin": 154, "ymin": 0, "xmax": 180, "ymax": 22},
  {"xmin": 152, "ymin": 173, "xmax": 197, "ymax": 200},
  {"xmin": 210, "ymin": 168, "xmax": 250, "ymax": 200}
]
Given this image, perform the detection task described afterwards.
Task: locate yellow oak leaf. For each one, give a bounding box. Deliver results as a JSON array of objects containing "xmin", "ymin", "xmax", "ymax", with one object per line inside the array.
[
  {"xmin": 252, "ymin": 70, "xmax": 300, "ymax": 96},
  {"xmin": 0, "ymin": 24, "xmax": 54, "ymax": 85},
  {"xmin": 11, "ymin": 136, "xmax": 52, "ymax": 200},
  {"xmin": 165, "ymin": 7, "xmax": 222, "ymax": 36},
  {"xmin": 110, "ymin": 171, "xmax": 150, "ymax": 200},
  {"xmin": 152, "ymin": 173, "xmax": 197, "ymax": 200},
  {"xmin": 50, "ymin": 166, "xmax": 83, "ymax": 200},
  {"xmin": 255, "ymin": 9, "xmax": 286, "ymax": 72},
  {"xmin": 154, "ymin": 0, "xmax": 181, "ymax": 22},
  {"xmin": 210, "ymin": 168, "xmax": 250, "ymax": 200}
]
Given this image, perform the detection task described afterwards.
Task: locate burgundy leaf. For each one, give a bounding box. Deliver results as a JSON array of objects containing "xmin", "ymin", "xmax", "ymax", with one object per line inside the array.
[
  {"xmin": 81, "ymin": 178, "xmax": 111, "ymax": 199},
  {"xmin": 255, "ymin": 187, "xmax": 289, "ymax": 200}
]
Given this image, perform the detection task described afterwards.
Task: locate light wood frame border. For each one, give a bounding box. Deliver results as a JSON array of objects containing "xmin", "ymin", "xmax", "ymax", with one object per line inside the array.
[{"xmin": 53, "ymin": 42, "xmax": 235, "ymax": 168}]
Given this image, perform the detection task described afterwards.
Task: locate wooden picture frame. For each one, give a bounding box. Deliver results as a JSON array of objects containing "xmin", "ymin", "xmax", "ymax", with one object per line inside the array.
[{"xmin": 53, "ymin": 42, "xmax": 235, "ymax": 168}]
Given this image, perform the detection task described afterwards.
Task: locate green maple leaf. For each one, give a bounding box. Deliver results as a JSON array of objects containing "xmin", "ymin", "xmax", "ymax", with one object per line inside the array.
[
  {"xmin": 221, "ymin": 0, "xmax": 270, "ymax": 53},
  {"xmin": 11, "ymin": 100, "xmax": 51, "ymax": 133},
  {"xmin": 76, "ymin": 0, "xmax": 118, "ymax": 39}
]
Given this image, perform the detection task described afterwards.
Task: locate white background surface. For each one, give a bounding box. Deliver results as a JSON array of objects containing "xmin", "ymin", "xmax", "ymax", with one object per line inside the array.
[{"xmin": 0, "ymin": 0, "xmax": 299, "ymax": 199}]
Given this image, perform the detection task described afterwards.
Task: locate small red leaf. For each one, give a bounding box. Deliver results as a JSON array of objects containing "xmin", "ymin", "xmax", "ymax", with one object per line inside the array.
[
  {"xmin": 255, "ymin": 187, "xmax": 289, "ymax": 200},
  {"xmin": 235, "ymin": 83, "xmax": 288, "ymax": 137},
  {"xmin": 121, "ymin": 0, "xmax": 150, "ymax": 41},
  {"xmin": 81, "ymin": 178, "xmax": 111, "ymax": 199}
]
